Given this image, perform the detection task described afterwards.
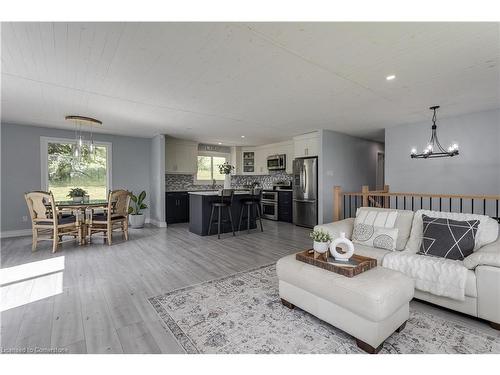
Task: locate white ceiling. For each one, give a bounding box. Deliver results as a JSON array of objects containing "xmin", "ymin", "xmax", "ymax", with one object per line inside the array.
[{"xmin": 1, "ymin": 22, "xmax": 499, "ymax": 144}]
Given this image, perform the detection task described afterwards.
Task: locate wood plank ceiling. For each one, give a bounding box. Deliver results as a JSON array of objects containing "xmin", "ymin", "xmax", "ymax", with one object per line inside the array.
[{"xmin": 1, "ymin": 22, "xmax": 499, "ymax": 143}]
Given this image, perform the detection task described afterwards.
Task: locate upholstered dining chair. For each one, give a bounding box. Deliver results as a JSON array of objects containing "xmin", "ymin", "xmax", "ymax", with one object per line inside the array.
[
  {"xmin": 24, "ymin": 191, "xmax": 79, "ymax": 253},
  {"xmin": 88, "ymin": 189, "xmax": 132, "ymax": 245}
]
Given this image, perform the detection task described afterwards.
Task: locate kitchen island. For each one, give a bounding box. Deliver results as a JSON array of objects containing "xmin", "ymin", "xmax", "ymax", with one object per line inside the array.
[{"xmin": 188, "ymin": 191, "xmax": 257, "ymax": 236}]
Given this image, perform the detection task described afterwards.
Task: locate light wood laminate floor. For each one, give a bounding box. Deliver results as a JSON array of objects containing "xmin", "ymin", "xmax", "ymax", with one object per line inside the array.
[
  {"xmin": 1, "ymin": 221, "xmax": 497, "ymax": 353},
  {"xmin": 1, "ymin": 221, "xmax": 312, "ymax": 353}
]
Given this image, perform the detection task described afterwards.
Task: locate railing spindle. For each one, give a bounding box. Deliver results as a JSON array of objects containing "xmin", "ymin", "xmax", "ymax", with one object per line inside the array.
[
  {"xmin": 460, "ymin": 198, "xmax": 463, "ymax": 213},
  {"xmin": 483, "ymin": 199, "xmax": 486, "ymax": 215},
  {"xmin": 411, "ymin": 196, "xmax": 414, "ymax": 211},
  {"xmin": 403, "ymin": 196, "xmax": 406, "ymax": 210},
  {"xmin": 472, "ymin": 199, "xmax": 474, "ymax": 214},
  {"xmin": 449, "ymin": 197, "xmax": 452, "ymax": 212},
  {"xmin": 439, "ymin": 197, "xmax": 442, "ymax": 211},
  {"xmin": 343, "ymin": 195, "xmax": 346, "ymax": 220}
]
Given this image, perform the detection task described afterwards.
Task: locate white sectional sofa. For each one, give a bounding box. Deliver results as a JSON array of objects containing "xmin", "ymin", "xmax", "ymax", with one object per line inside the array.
[{"xmin": 314, "ymin": 207, "xmax": 500, "ymax": 329}]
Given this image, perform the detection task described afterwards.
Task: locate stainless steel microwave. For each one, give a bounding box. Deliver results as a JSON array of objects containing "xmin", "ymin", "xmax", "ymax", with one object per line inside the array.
[{"xmin": 267, "ymin": 154, "xmax": 286, "ymax": 171}]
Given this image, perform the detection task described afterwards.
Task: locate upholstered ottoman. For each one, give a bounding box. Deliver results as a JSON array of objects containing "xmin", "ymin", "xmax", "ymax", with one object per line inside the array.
[{"xmin": 276, "ymin": 254, "xmax": 414, "ymax": 353}]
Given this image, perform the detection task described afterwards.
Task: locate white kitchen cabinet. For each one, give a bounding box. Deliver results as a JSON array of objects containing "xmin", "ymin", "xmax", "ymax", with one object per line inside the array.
[
  {"xmin": 294, "ymin": 132, "xmax": 319, "ymax": 158},
  {"xmin": 241, "ymin": 147, "xmax": 256, "ymax": 175},
  {"xmin": 254, "ymin": 147, "xmax": 270, "ymax": 175},
  {"xmin": 165, "ymin": 138, "xmax": 198, "ymax": 174}
]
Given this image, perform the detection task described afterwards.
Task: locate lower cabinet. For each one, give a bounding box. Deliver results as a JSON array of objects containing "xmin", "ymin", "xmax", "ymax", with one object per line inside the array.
[
  {"xmin": 278, "ymin": 191, "xmax": 293, "ymax": 223},
  {"xmin": 166, "ymin": 192, "xmax": 189, "ymax": 224}
]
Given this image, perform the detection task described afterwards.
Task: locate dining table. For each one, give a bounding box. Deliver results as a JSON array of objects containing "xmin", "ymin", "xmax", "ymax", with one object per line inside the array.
[{"xmin": 55, "ymin": 199, "xmax": 108, "ymax": 245}]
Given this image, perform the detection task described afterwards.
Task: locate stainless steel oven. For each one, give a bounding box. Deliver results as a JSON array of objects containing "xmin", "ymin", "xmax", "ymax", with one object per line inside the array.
[
  {"xmin": 267, "ymin": 154, "xmax": 286, "ymax": 171},
  {"xmin": 261, "ymin": 191, "xmax": 278, "ymax": 220}
]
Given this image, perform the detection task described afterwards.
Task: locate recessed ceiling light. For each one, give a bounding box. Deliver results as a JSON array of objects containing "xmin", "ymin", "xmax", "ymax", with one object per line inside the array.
[
  {"xmin": 218, "ymin": 142, "xmax": 222, "ymax": 145},
  {"xmin": 386, "ymin": 75, "xmax": 396, "ymax": 81},
  {"xmin": 241, "ymin": 135, "xmax": 245, "ymax": 138}
]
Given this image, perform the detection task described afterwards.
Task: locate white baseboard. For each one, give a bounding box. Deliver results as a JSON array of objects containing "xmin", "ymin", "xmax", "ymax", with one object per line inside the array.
[
  {"xmin": 1, "ymin": 218, "xmax": 168, "ymax": 238},
  {"xmin": 1, "ymin": 229, "xmax": 32, "ymax": 238},
  {"xmin": 149, "ymin": 218, "xmax": 167, "ymax": 228}
]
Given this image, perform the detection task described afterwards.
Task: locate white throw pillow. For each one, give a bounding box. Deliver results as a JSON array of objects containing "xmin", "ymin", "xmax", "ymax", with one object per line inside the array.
[
  {"xmin": 355, "ymin": 209, "xmax": 397, "ymax": 228},
  {"xmin": 352, "ymin": 224, "xmax": 399, "ymax": 251},
  {"xmin": 356, "ymin": 207, "xmax": 414, "ymax": 251}
]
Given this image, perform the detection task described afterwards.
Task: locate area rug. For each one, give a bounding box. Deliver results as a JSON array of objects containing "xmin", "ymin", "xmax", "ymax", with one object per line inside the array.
[{"xmin": 148, "ymin": 264, "xmax": 500, "ymax": 354}]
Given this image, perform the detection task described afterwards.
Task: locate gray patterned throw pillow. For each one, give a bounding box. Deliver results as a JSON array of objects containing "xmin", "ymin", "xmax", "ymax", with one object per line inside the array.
[
  {"xmin": 418, "ymin": 214, "xmax": 479, "ymax": 261},
  {"xmin": 352, "ymin": 224, "xmax": 399, "ymax": 251}
]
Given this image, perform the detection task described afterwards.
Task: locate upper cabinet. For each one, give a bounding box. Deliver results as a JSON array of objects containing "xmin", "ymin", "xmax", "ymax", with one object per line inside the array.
[
  {"xmin": 165, "ymin": 137, "xmax": 198, "ymax": 174},
  {"xmin": 293, "ymin": 131, "xmax": 319, "ymax": 158},
  {"xmin": 238, "ymin": 141, "xmax": 294, "ymax": 175}
]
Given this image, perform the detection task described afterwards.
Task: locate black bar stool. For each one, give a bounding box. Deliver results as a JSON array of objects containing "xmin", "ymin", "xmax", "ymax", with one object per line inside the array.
[
  {"xmin": 208, "ymin": 189, "xmax": 235, "ymax": 239},
  {"xmin": 238, "ymin": 188, "xmax": 264, "ymax": 233}
]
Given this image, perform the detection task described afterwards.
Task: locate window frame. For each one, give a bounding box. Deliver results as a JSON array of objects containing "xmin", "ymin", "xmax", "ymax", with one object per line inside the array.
[
  {"xmin": 193, "ymin": 151, "xmax": 230, "ymax": 185},
  {"xmin": 40, "ymin": 136, "xmax": 113, "ymax": 198}
]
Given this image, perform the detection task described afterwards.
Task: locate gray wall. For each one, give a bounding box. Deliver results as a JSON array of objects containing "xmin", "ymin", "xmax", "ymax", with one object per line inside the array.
[
  {"xmin": 319, "ymin": 129, "xmax": 384, "ymax": 224},
  {"xmin": 385, "ymin": 109, "xmax": 500, "ymax": 195},
  {"xmin": 149, "ymin": 135, "xmax": 165, "ymax": 226},
  {"xmin": 1, "ymin": 123, "xmax": 151, "ymax": 233}
]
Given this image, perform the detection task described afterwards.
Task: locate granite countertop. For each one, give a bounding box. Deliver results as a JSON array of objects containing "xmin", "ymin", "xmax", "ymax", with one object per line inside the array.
[{"xmin": 188, "ymin": 190, "xmax": 251, "ymax": 196}]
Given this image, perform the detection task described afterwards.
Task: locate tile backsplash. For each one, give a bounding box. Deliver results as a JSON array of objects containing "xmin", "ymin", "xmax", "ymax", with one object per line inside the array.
[{"xmin": 166, "ymin": 170, "xmax": 293, "ymax": 191}]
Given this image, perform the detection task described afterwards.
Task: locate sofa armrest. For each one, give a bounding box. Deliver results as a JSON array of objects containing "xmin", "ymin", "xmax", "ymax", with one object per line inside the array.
[
  {"xmin": 463, "ymin": 236, "xmax": 500, "ymax": 270},
  {"xmin": 314, "ymin": 218, "xmax": 355, "ymax": 240}
]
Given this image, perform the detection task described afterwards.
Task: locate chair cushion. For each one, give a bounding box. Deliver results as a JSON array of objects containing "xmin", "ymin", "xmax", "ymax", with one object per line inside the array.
[
  {"xmin": 356, "ymin": 207, "xmax": 414, "ymax": 251},
  {"xmin": 92, "ymin": 213, "xmax": 125, "ymax": 221},
  {"xmin": 38, "ymin": 215, "xmax": 77, "ymax": 225}
]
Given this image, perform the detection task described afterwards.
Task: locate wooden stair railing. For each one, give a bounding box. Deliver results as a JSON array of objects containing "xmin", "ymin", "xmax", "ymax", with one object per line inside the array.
[{"xmin": 333, "ymin": 185, "xmax": 500, "ymax": 223}]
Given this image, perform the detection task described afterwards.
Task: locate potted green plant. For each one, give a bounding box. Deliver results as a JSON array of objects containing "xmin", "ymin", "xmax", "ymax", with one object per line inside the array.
[
  {"xmin": 67, "ymin": 188, "xmax": 88, "ymax": 203},
  {"xmin": 218, "ymin": 162, "xmax": 234, "ymax": 189},
  {"xmin": 128, "ymin": 190, "xmax": 148, "ymax": 228},
  {"xmin": 310, "ymin": 229, "xmax": 332, "ymax": 254}
]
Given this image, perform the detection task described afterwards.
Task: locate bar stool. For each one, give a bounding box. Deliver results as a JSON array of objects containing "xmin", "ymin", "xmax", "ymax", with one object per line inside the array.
[
  {"xmin": 208, "ymin": 189, "xmax": 235, "ymax": 239},
  {"xmin": 238, "ymin": 188, "xmax": 264, "ymax": 233}
]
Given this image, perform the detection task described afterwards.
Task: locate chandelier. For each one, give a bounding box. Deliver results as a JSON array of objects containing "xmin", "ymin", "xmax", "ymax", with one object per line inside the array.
[
  {"xmin": 410, "ymin": 106, "xmax": 459, "ymax": 159},
  {"xmin": 65, "ymin": 115, "xmax": 102, "ymax": 159}
]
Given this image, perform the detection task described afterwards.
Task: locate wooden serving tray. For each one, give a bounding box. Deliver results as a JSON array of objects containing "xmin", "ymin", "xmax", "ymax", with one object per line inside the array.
[{"xmin": 295, "ymin": 249, "xmax": 377, "ymax": 278}]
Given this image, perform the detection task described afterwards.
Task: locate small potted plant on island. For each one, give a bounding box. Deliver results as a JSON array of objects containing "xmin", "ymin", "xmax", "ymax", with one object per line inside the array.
[
  {"xmin": 218, "ymin": 162, "xmax": 234, "ymax": 189},
  {"xmin": 128, "ymin": 190, "xmax": 148, "ymax": 228},
  {"xmin": 67, "ymin": 188, "xmax": 88, "ymax": 203},
  {"xmin": 310, "ymin": 229, "xmax": 332, "ymax": 260}
]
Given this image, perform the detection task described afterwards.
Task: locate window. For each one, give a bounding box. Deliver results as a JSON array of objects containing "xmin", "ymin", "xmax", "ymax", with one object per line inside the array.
[
  {"xmin": 196, "ymin": 154, "xmax": 228, "ymax": 182},
  {"xmin": 41, "ymin": 137, "xmax": 111, "ymax": 201}
]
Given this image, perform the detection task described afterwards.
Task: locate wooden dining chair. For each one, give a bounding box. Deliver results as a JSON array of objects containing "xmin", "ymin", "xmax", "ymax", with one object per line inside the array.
[
  {"xmin": 88, "ymin": 189, "xmax": 132, "ymax": 245},
  {"xmin": 24, "ymin": 191, "xmax": 79, "ymax": 253}
]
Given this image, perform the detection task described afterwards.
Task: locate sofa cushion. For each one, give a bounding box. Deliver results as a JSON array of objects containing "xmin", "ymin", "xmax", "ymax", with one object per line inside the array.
[
  {"xmin": 407, "ymin": 210, "xmax": 499, "ymax": 253},
  {"xmin": 418, "ymin": 214, "xmax": 479, "ymax": 260},
  {"xmin": 465, "ymin": 270, "xmax": 477, "ymax": 298},
  {"xmin": 351, "ymin": 243, "xmax": 391, "ymax": 263},
  {"xmin": 356, "ymin": 207, "xmax": 414, "ymax": 251},
  {"xmin": 276, "ymin": 254, "xmax": 414, "ymax": 322}
]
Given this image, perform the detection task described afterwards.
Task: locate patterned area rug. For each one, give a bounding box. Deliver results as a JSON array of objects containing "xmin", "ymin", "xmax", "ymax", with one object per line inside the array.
[{"xmin": 148, "ymin": 264, "xmax": 500, "ymax": 354}]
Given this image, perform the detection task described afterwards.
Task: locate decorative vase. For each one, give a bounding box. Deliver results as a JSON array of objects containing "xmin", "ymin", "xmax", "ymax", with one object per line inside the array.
[
  {"xmin": 329, "ymin": 232, "xmax": 355, "ymax": 262},
  {"xmin": 313, "ymin": 241, "xmax": 329, "ymax": 254},
  {"xmin": 224, "ymin": 174, "xmax": 231, "ymax": 189},
  {"xmin": 129, "ymin": 214, "xmax": 145, "ymax": 229}
]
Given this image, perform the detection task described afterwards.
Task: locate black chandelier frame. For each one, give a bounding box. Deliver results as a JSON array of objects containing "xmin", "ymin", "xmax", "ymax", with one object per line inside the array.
[{"xmin": 410, "ymin": 106, "xmax": 459, "ymax": 159}]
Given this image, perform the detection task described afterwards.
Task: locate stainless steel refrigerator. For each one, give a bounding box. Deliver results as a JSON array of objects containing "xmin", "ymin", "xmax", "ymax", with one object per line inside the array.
[{"xmin": 293, "ymin": 157, "xmax": 318, "ymax": 228}]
